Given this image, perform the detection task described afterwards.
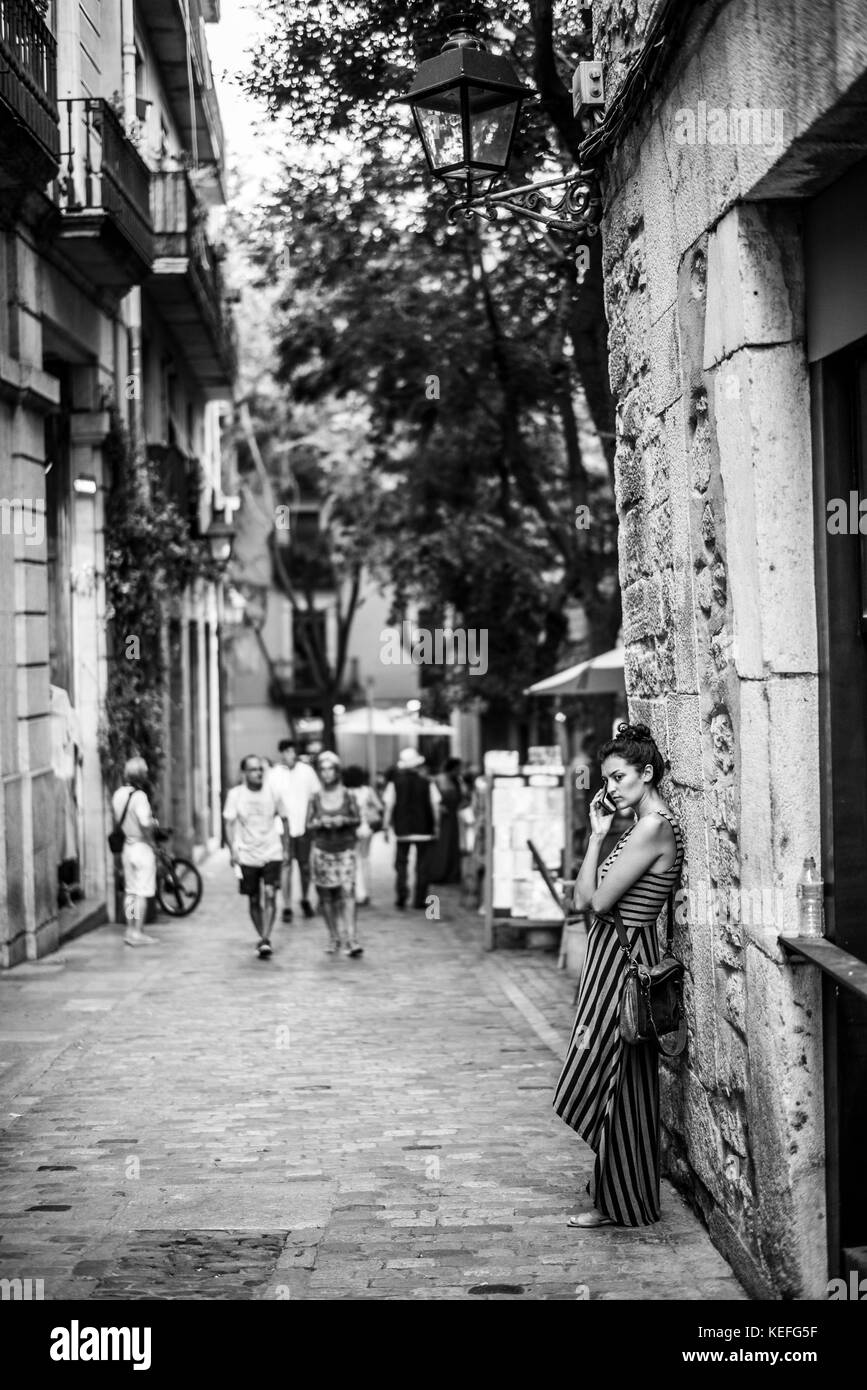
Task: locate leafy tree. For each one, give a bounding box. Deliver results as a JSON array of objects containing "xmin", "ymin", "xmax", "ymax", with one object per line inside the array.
[{"xmin": 233, "ymin": 0, "xmax": 620, "ymax": 729}]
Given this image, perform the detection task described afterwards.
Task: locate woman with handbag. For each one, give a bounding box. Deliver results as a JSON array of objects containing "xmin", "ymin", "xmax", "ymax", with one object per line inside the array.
[
  {"xmin": 110, "ymin": 757, "xmax": 159, "ymax": 948},
  {"xmin": 553, "ymin": 723, "xmax": 684, "ymax": 1228}
]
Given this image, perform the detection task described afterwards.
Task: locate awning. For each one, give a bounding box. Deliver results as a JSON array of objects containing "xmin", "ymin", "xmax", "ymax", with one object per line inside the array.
[{"xmin": 525, "ymin": 646, "xmax": 625, "ymax": 697}]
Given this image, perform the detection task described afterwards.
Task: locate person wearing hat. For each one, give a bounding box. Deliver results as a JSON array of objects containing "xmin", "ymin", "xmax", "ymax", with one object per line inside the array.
[
  {"xmin": 382, "ymin": 748, "xmax": 441, "ymax": 910},
  {"xmin": 305, "ymin": 751, "xmax": 363, "ymax": 957}
]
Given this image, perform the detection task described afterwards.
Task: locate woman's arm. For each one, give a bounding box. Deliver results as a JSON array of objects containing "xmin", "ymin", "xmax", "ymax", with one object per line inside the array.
[
  {"xmin": 590, "ymin": 816, "xmax": 674, "ymax": 915},
  {"xmin": 573, "ymin": 830, "xmax": 607, "ymax": 910}
]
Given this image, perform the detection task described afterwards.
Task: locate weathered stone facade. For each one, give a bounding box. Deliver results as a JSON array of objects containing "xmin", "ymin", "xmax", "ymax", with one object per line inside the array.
[{"xmin": 589, "ymin": 0, "xmax": 867, "ymax": 1296}]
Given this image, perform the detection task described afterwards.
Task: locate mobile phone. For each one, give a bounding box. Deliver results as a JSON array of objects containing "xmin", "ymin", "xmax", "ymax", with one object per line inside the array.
[{"xmin": 599, "ymin": 787, "xmax": 617, "ymax": 815}]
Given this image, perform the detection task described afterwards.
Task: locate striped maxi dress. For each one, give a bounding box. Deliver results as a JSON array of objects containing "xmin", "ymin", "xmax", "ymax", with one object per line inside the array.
[{"xmin": 553, "ymin": 809, "xmax": 684, "ymax": 1226}]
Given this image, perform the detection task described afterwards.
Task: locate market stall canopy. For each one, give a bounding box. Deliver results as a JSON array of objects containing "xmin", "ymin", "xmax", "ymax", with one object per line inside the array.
[
  {"xmin": 335, "ymin": 707, "xmax": 454, "ymax": 737},
  {"xmin": 525, "ymin": 647, "xmax": 626, "ymax": 697}
]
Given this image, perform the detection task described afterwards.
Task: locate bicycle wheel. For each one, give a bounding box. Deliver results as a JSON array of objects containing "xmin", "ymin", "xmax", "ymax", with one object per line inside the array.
[{"xmin": 156, "ymin": 857, "xmax": 203, "ymax": 917}]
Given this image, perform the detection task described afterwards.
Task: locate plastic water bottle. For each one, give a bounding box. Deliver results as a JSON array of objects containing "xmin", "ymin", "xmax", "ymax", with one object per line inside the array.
[{"xmin": 796, "ymin": 856, "xmax": 824, "ymax": 935}]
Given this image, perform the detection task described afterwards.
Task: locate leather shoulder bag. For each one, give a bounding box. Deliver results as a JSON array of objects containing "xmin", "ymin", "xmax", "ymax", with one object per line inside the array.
[
  {"xmin": 108, "ymin": 790, "xmax": 135, "ymax": 855},
  {"xmin": 612, "ymin": 884, "xmax": 687, "ymax": 1058}
]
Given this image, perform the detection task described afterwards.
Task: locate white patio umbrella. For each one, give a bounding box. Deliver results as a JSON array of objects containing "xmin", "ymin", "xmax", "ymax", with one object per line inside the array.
[
  {"xmin": 334, "ymin": 707, "xmax": 453, "ymax": 736},
  {"xmin": 334, "ymin": 706, "xmax": 454, "ymax": 779},
  {"xmin": 525, "ymin": 646, "xmax": 626, "ymax": 697}
]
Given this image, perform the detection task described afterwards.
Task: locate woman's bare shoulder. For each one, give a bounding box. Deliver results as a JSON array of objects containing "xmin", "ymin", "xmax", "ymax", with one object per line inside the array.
[{"xmin": 632, "ymin": 812, "xmax": 669, "ymax": 836}]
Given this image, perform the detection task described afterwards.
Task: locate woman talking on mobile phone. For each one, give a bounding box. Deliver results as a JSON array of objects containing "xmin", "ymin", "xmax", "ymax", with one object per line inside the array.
[{"xmin": 553, "ymin": 723, "xmax": 684, "ymax": 1228}]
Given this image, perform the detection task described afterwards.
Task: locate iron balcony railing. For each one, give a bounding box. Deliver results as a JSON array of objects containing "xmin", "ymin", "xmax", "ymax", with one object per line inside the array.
[
  {"xmin": 57, "ymin": 97, "xmax": 153, "ymax": 267},
  {"xmin": 0, "ymin": 0, "xmax": 59, "ymax": 159},
  {"xmin": 151, "ymin": 167, "xmax": 236, "ymax": 373}
]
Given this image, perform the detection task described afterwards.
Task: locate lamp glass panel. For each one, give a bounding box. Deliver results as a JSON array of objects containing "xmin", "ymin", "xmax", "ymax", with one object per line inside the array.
[
  {"xmin": 415, "ymin": 97, "xmax": 466, "ymax": 173},
  {"xmin": 467, "ymin": 91, "xmax": 520, "ymax": 170}
]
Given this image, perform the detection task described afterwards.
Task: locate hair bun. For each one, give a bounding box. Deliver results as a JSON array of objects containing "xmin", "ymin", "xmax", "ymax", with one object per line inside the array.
[{"xmin": 616, "ymin": 721, "xmax": 652, "ymax": 741}]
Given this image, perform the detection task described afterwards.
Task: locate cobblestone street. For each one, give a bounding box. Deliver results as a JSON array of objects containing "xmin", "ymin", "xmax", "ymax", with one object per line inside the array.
[{"xmin": 0, "ymin": 846, "xmax": 746, "ymax": 1301}]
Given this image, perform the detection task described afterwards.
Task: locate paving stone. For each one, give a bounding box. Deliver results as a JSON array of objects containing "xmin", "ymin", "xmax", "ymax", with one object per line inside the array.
[{"xmin": 0, "ymin": 845, "xmax": 747, "ymax": 1301}]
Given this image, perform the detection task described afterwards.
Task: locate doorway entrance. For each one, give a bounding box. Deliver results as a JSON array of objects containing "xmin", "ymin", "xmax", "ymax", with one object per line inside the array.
[{"xmin": 811, "ymin": 335, "xmax": 867, "ymax": 1278}]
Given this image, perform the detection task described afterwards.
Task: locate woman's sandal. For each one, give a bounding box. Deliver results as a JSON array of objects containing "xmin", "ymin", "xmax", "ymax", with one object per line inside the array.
[{"xmin": 567, "ymin": 1211, "xmax": 616, "ymax": 1228}]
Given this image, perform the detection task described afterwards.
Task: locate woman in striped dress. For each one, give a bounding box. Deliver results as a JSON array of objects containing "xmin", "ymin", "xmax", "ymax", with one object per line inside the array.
[{"xmin": 554, "ymin": 723, "xmax": 684, "ymax": 1228}]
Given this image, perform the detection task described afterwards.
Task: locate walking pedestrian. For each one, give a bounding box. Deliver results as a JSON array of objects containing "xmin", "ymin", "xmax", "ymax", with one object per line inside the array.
[
  {"xmin": 458, "ymin": 764, "xmax": 480, "ymax": 909},
  {"xmin": 342, "ymin": 765, "xmax": 383, "ymax": 906},
  {"xmin": 223, "ymin": 755, "xmax": 290, "ymax": 959},
  {"xmin": 553, "ymin": 723, "xmax": 683, "ymax": 1228},
  {"xmin": 112, "ymin": 757, "xmax": 159, "ymax": 947},
  {"xmin": 382, "ymin": 748, "xmax": 441, "ymax": 910},
  {"xmin": 429, "ymin": 756, "xmax": 464, "ymax": 884},
  {"xmin": 267, "ymin": 738, "xmax": 320, "ymax": 922},
  {"xmin": 306, "ymin": 752, "xmax": 363, "ymax": 957}
]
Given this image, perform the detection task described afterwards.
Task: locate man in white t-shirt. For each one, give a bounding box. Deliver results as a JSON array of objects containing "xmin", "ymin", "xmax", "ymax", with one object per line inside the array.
[
  {"xmin": 223, "ymin": 755, "xmax": 290, "ymax": 959},
  {"xmin": 267, "ymin": 739, "xmax": 321, "ymax": 923}
]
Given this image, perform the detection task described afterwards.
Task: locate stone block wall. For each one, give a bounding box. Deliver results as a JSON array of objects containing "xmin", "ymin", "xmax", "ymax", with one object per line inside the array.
[{"xmin": 589, "ymin": 0, "xmax": 849, "ymax": 1296}]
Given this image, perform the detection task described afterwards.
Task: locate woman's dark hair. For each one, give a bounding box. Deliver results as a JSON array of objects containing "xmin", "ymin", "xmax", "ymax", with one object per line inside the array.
[
  {"xmin": 598, "ymin": 722, "xmax": 668, "ymax": 787},
  {"xmin": 342, "ymin": 764, "xmax": 366, "ymax": 788},
  {"xmin": 442, "ymin": 756, "xmax": 462, "ymax": 775}
]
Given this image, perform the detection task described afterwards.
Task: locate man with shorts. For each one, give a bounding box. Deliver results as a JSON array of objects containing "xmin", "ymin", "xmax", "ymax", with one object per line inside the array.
[
  {"xmin": 223, "ymin": 755, "xmax": 289, "ymax": 959},
  {"xmin": 268, "ymin": 739, "xmax": 320, "ymax": 922}
]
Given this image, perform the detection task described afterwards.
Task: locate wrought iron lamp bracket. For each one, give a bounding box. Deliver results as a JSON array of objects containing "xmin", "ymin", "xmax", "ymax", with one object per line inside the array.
[{"xmin": 447, "ymin": 168, "xmax": 602, "ymax": 238}]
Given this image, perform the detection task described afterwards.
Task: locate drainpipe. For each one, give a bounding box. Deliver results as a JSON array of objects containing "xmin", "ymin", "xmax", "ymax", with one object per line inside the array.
[
  {"xmin": 120, "ymin": 0, "xmax": 145, "ymax": 473},
  {"xmin": 121, "ymin": 0, "xmax": 137, "ymax": 124}
]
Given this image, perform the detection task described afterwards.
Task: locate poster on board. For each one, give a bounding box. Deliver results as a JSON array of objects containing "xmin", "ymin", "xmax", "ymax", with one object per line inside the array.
[{"xmin": 483, "ymin": 755, "xmax": 568, "ymax": 950}]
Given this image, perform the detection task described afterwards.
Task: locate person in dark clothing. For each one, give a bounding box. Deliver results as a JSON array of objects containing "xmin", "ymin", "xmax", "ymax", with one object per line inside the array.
[
  {"xmin": 382, "ymin": 748, "xmax": 441, "ymax": 909},
  {"xmin": 429, "ymin": 756, "xmax": 464, "ymax": 884}
]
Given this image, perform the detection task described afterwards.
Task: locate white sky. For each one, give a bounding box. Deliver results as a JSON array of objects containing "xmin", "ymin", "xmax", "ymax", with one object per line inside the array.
[{"xmin": 206, "ymin": 0, "xmax": 282, "ymax": 197}]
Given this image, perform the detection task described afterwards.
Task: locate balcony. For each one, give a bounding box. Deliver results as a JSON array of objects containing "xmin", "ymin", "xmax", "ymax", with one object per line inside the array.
[
  {"xmin": 0, "ymin": 0, "xmax": 60, "ymax": 191},
  {"xmin": 140, "ymin": 0, "xmax": 225, "ymax": 203},
  {"xmin": 55, "ymin": 98, "xmax": 154, "ymax": 291},
  {"xmin": 147, "ymin": 169, "xmax": 236, "ymax": 394}
]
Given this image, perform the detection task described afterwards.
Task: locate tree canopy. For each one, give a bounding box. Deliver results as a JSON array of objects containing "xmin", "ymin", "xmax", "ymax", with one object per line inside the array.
[{"xmin": 231, "ymin": 1, "xmax": 620, "ymax": 726}]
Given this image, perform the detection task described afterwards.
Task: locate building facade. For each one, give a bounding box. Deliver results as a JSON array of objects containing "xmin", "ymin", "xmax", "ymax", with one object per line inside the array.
[
  {"xmin": 0, "ymin": 0, "xmax": 235, "ymax": 966},
  {"xmin": 590, "ymin": 0, "xmax": 867, "ymax": 1295}
]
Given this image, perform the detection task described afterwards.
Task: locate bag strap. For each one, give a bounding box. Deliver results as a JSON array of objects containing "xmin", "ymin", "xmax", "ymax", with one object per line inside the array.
[
  {"xmin": 611, "ymin": 877, "xmax": 681, "ymax": 962},
  {"xmin": 115, "ymin": 790, "xmax": 135, "ymax": 830},
  {"xmin": 610, "ymin": 902, "xmax": 640, "ymax": 962}
]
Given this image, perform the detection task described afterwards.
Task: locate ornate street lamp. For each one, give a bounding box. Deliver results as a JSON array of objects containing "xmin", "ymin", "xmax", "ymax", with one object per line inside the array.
[
  {"xmin": 394, "ymin": 10, "xmax": 530, "ymax": 206},
  {"xmin": 205, "ymin": 516, "xmax": 236, "ymax": 565},
  {"xmin": 395, "ymin": 9, "xmax": 603, "ymax": 239}
]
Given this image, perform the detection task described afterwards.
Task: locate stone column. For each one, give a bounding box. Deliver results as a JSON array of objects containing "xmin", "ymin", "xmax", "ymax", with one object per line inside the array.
[{"xmin": 68, "ymin": 410, "xmax": 111, "ymax": 917}]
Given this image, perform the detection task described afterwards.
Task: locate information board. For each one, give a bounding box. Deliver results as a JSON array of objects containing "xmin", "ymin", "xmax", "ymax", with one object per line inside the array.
[{"xmin": 483, "ymin": 767, "xmax": 567, "ymax": 950}]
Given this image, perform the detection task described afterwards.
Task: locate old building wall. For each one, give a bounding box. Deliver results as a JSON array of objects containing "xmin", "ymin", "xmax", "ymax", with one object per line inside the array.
[
  {"xmin": 589, "ymin": 0, "xmax": 858, "ymax": 1295},
  {"xmin": 0, "ymin": 223, "xmax": 63, "ymax": 966}
]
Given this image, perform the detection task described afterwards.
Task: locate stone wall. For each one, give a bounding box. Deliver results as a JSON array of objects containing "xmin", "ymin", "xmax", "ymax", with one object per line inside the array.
[{"xmin": 586, "ymin": 0, "xmax": 867, "ymax": 1296}]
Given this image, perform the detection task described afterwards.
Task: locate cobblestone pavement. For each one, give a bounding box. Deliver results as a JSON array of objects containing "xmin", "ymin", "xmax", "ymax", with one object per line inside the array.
[{"xmin": 0, "ymin": 843, "xmax": 747, "ymax": 1301}]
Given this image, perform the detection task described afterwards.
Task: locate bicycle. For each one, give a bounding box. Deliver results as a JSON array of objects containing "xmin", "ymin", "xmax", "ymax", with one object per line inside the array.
[{"xmin": 154, "ymin": 826, "xmax": 203, "ymax": 918}]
